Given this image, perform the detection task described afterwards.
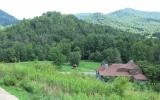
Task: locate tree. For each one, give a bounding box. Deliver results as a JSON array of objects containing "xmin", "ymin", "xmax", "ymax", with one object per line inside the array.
[
  {"xmin": 130, "ymin": 41, "xmax": 148, "ymax": 61},
  {"xmin": 49, "ymin": 47, "xmax": 66, "ymax": 65},
  {"xmin": 138, "ymin": 61, "xmax": 160, "ymax": 82},
  {"xmin": 153, "ymin": 45, "xmax": 160, "ymax": 64},
  {"xmin": 69, "ymin": 51, "xmax": 81, "ymax": 66},
  {"xmin": 14, "ymin": 42, "xmax": 28, "ymax": 62},
  {"xmin": 102, "ymin": 48, "xmax": 122, "ymax": 63},
  {"xmin": 3, "ymin": 48, "xmax": 16, "ymax": 62},
  {"xmin": 57, "ymin": 39, "xmax": 71, "ymax": 56},
  {"xmin": 1, "ymin": 10, "xmax": 160, "ymax": 69},
  {"xmin": 114, "ymin": 48, "xmax": 122, "ymax": 63},
  {"xmin": 89, "ymin": 51, "xmax": 103, "ymax": 62},
  {"xmin": 73, "ymin": 46, "xmax": 81, "ymax": 53}
]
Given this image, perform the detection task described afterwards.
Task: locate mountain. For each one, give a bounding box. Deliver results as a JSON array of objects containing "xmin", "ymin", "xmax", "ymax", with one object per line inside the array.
[
  {"xmin": 1, "ymin": 11, "xmax": 160, "ymax": 80},
  {"xmin": 74, "ymin": 13, "xmax": 91, "ymax": 19},
  {"xmin": 0, "ymin": 9, "xmax": 18, "ymax": 26},
  {"xmin": 75, "ymin": 8, "xmax": 160, "ymax": 35},
  {"xmin": 0, "ymin": 11, "xmax": 128, "ymax": 62}
]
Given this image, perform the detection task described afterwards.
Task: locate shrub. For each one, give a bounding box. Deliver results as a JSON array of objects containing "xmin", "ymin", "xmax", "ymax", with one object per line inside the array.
[
  {"xmin": 111, "ymin": 77, "xmax": 129, "ymax": 96},
  {"xmin": 3, "ymin": 75, "xmax": 17, "ymax": 86},
  {"xmin": 13, "ymin": 72, "xmax": 26, "ymax": 81},
  {"xmin": 20, "ymin": 80, "xmax": 37, "ymax": 93},
  {"xmin": 53, "ymin": 53, "xmax": 66, "ymax": 66},
  {"xmin": 151, "ymin": 83, "xmax": 160, "ymax": 92}
]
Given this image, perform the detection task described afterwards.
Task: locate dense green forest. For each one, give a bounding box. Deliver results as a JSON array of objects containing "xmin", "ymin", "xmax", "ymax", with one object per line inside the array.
[
  {"xmin": 0, "ymin": 11, "xmax": 160, "ymax": 81},
  {"xmin": 75, "ymin": 8, "xmax": 160, "ymax": 35},
  {"xmin": 0, "ymin": 9, "xmax": 18, "ymax": 26}
]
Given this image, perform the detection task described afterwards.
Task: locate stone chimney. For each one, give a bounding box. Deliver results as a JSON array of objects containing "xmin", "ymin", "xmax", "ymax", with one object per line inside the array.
[
  {"xmin": 103, "ymin": 64, "xmax": 108, "ymax": 69},
  {"xmin": 128, "ymin": 60, "xmax": 134, "ymax": 64}
]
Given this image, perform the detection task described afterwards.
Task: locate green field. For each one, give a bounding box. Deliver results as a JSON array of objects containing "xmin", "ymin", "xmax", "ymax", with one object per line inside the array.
[
  {"xmin": 0, "ymin": 60, "xmax": 100, "ymax": 72},
  {"xmin": 0, "ymin": 61, "xmax": 159, "ymax": 100},
  {"xmin": 61, "ymin": 60, "xmax": 100, "ymax": 72}
]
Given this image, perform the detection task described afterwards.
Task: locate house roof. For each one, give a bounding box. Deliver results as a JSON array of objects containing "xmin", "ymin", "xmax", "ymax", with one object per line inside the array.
[
  {"xmin": 133, "ymin": 74, "xmax": 148, "ymax": 81},
  {"xmin": 98, "ymin": 64, "xmax": 131, "ymax": 76},
  {"xmin": 97, "ymin": 66, "xmax": 106, "ymax": 72},
  {"xmin": 97, "ymin": 61, "xmax": 148, "ymax": 81}
]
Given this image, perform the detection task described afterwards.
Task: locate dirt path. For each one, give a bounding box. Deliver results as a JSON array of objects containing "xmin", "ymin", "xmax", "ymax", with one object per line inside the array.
[{"xmin": 0, "ymin": 87, "xmax": 18, "ymax": 100}]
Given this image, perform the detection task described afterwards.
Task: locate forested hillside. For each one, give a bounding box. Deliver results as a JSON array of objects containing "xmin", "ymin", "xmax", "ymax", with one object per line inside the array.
[
  {"xmin": 0, "ymin": 11, "xmax": 160, "ymax": 81},
  {"xmin": 0, "ymin": 9, "xmax": 18, "ymax": 26},
  {"xmin": 0, "ymin": 11, "xmax": 122, "ymax": 62},
  {"xmin": 75, "ymin": 8, "xmax": 160, "ymax": 35}
]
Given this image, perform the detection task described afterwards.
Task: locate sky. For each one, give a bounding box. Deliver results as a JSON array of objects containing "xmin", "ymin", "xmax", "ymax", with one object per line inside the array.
[{"xmin": 0, "ymin": 0, "xmax": 160, "ymax": 19}]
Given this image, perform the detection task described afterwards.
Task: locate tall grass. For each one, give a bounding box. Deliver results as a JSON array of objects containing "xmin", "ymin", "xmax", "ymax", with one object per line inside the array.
[{"xmin": 0, "ymin": 61, "xmax": 159, "ymax": 100}]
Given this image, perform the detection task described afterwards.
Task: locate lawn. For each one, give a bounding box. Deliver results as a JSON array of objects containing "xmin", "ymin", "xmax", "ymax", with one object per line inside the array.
[
  {"xmin": 61, "ymin": 60, "xmax": 100, "ymax": 72},
  {"xmin": 0, "ymin": 60, "xmax": 100, "ymax": 72}
]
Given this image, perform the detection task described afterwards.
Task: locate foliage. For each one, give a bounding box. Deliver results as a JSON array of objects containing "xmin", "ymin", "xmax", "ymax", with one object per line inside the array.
[
  {"xmin": 57, "ymin": 39, "xmax": 72, "ymax": 59},
  {"xmin": 0, "ymin": 11, "xmax": 160, "ymax": 81},
  {"xmin": 50, "ymin": 47, "xmax": 66, "ymax": 65},
  {"xmin": 89, "ymin": 51, "xmax": 103, "ymax": 62},
  {"xmin": 3, "ymin": 75, "xmax": 17, "ymax": 86},
  {"xmin": 111, "ymin": 77, "xmax": 129, "ymax": 96},
  {"xmin": 76, "ymin": 8, "xmax": 160, "ymax": 35},
  {"xmin": 149, "ymin": 83, "xmax": 160, "ymax": 92},
  {"xmin": 102, "ymin": 48, "xmax": 122, "ymax": 63},
  {"xmin": 0, "ymin": 11, "xmax": 158, "ymax": 64},
  {"xmin": 69, "ymin": 51, "xmax": 81, "ymax": 66},
  {"xmin": 20, "ymin": 80, "xmax": 40, "ymax": 93},
  {"xmin": 138, "ymin": 61, "xmax": 160, "ymax": 82},
  {"xmin": 0, "ymin": 62, "xmax": 159, "ymax": 100},
  {"xmin": 73, "ymin": 46, "xmax": 81, "ymax": 53}
]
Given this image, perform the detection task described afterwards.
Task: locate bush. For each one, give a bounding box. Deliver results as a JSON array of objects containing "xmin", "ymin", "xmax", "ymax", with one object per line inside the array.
[
  {"xmin": 13, "ymin": 72, "xmax": 26, "ymax": 81},
  {"xmin": 111, "ymin": 77, "xmax": 129, "ymax": 96},
  {"xmin": 53, "ymin": 53, "xmax": 66, "ymax": 66},
  {"xmin": 20, "ymin": 80, "xmax": 38, "ymax": 93},
  {"xmin": 151, "ymin": 83, "xmax": 160, "ymax": 92},
  {"xmin": 3, "ymin": 75, "xmax": 17, "ymax": 86}
]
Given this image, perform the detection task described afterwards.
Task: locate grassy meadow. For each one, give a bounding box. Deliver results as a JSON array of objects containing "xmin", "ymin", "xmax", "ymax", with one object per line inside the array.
[
  {"xmin": 0, "ymin": 60, "xmax": 100, "ymax": 72},
  {"xmin": 0, "ymin": 61, "xmax": 159, "ymax": 100},
  {"xmin": 61, "ymin": 60, "xmax": 100, "ymax": 72}
]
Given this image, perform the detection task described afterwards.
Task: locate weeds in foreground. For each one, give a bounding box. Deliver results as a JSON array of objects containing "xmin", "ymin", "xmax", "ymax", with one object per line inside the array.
[{"xmin": 0, "ymin": 62, "xmax": 159, "ymax": 100}]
